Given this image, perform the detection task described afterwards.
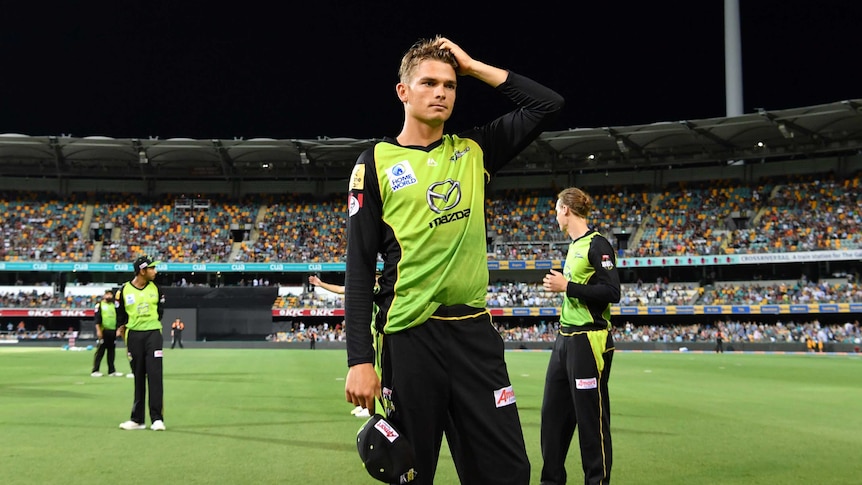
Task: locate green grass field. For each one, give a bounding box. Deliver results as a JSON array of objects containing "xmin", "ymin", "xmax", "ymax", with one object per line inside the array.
[{"xmin": 1, "ymin": 346, "xmax": 860, "ymax": 484}]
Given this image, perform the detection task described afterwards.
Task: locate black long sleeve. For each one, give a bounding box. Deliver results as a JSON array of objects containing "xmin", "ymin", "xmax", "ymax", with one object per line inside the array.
[
  {"xmin": 566, "ymin": 236, "xmax": 621, "ymax": 304},
  {"xmin": 115, "ymin": 286, "xmax": 129, "ymax": 326}
]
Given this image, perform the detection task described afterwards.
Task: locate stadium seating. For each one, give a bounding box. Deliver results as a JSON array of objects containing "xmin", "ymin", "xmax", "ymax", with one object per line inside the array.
[
  {"xmin": 2, "ymin": 174, "xmax": 860, "ymax": 347},
  {"xmin": 2, "ymin": 174, "xmax": 859, "ymax": 263}
]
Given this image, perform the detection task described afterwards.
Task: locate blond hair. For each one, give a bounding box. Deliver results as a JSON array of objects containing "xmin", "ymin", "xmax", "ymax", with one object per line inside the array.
[
  {"xmin": 557, "ymin": 187, "xmax": 593, "ymax": 219},
  {"xmin": 398, "ymin": 35, "xmax": 459, "ymax": 84}
]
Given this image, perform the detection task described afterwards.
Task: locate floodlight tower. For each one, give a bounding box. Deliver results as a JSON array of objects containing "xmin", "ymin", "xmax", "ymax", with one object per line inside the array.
[{"xmin": 725, "ymin": 0, "xmax": 744, "ymax": 117}]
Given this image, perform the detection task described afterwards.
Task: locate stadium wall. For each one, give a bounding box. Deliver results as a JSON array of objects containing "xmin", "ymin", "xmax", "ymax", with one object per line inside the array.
[
  {"xmin": 564, "ymin": 155, "xmax": 862, "ymax": 189},
  {"xmin": 0, "ymin": 177, "xmax": 361, "ymax": 197},
  {"xmin": 3, "ymin": 154, "xmax": 858, "ymax": 196},
  {"xmin": 8, "ymin": 339, "xmax": 860, "ymax": 354},
  {"xmin": 162, "ymin": 286, "xmax": 278, "ymax": 341}
]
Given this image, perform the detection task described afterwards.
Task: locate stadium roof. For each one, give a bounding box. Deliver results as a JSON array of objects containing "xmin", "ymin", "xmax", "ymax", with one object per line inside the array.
[{"xmin": 1, "ymin": 99, "xmax": 860, "ymax": 181}]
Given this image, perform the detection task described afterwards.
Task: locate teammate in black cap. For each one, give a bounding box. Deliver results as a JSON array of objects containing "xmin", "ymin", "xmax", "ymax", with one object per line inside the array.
[
  {"xmin": 91, "ymin": 288, "xmax": 123, "ymax": 377},
  {"xmin": 116, "ymin": 256, "xmax": 167, "ymax": 431}
]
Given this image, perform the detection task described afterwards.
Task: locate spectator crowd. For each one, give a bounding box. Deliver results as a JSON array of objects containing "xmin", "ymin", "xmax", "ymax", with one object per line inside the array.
[{"xmin": 2, "ymin": 173, "xmax": 860, "ymax": 264}]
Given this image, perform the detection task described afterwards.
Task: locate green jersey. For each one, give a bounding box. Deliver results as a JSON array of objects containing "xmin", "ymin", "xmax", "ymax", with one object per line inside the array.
[
  {"xmin": 116, "ymin": 280, "xmax": 164, "ymax": 331},
  {"xmin": 370, "ymin": 136, "xmax": 489, "ymax": 330},
  {"xmin": 344, "ymin": 71, "xmax": 565, "ymax": 366},
  {"xmin": 559, "ymin": 230, "xmax": 621, "ymax": 330},
  {"xmin": 94, "ymin": 300, "xmax": 117, "ymax": 330}
]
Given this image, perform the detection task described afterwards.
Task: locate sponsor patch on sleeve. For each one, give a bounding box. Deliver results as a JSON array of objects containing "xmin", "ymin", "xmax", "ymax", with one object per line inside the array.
[
  {"xmin": 154, "ymin": 350, "xmax": 163, "ymax": 358},
  {"xmin": 494, "ymin": 385, "xmax": 517, "ymax": 408},
  {"xmin": 601, "ymin": 254, "xmax": 615, "ymax": 270},
  {"xmin": 349, "ymin": 164, "xmax": 365, "ymax": 190},
  {"xmin": 348, "ymin": 193, "xmax": 363, "ymax": 217}
]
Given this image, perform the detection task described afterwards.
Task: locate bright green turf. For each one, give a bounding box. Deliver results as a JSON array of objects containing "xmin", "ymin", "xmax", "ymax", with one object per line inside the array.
[{"xmin": 1, "ymin": 346, "xmax": 860, "ymax": 484}]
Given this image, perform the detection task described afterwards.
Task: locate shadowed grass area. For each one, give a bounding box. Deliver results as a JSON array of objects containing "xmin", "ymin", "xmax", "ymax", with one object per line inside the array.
[{"xmin": 1, "ymin": 347, "xmax": 860, "ymax": 484}]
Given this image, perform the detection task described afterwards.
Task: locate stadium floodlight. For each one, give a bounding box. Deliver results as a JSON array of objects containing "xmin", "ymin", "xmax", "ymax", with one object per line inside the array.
[
  {"xmin": 777, "ymin": 123, "xmax": 794, "ymax": 139},
  {"xmin": 616, "ymin": 139, "xmax": 629, "ymax": 153}
]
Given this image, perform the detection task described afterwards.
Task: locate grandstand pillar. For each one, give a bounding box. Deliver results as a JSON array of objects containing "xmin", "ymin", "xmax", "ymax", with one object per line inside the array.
[
  {"xmin": 56, "ymin": 272, "xmax": 66, "ymax": 293},
  {"xmin": 57, "ymin": 178, "xmax": 69, "ymax": 196},
  {"xmin": 612, "ymin": 226, "xmax": 634, "ymax": 254},
  {"xmin": 836, "ymin": 155, "xmax": 851, "ymax": 177}
]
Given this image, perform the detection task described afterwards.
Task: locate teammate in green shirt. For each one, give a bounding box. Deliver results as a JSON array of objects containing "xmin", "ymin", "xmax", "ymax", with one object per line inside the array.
[
  {"xmin": 116, "ymin": 256, "xmax": 166, "ymax": 431},
  {"xmin": 344, "ymin": 36, "xmax": 564, "ymax": 484},
  {"xmin": 91, "ymin": 288, "xmax": 123, "ymax": 377},
  {"xmin": 540, "ymin": 187, "xmax": 621, "ymax": 485}
]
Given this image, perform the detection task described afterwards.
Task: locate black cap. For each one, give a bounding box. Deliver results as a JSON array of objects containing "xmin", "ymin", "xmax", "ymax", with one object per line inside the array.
[
  {"xmin": 133, "ymin": 256, "xmax": 161, "ymax": 274},
  {"xmin": 356, "ymin": 414, "xmax": 417, "ymax": 483}
]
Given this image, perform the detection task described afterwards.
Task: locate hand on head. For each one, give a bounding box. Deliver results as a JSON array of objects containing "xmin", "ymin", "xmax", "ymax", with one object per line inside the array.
[{"xmin": 434, "ymin": 37, "xmax": 473, "ymax": 76}]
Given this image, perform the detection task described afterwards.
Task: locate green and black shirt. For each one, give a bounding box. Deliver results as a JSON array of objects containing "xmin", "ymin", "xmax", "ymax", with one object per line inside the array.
[
  {"xmin": 94, "ymin": 300, "xmax": 117, "ymax": 330},
  {"xmin": 559, "ymin": 230, "xmax": 620, "ymax": 331},
  {"xmin": 115, "ymin": 281, "xmax": 165, "ymax": 332},
  {"xmin": 345, "ymin": 71, "xmax": 564, "ymax": 366}
]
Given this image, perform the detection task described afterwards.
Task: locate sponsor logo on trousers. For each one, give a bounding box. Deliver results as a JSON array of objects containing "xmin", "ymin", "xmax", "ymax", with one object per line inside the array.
[{"xmin": 494, "ymin": 386, "xmax": 516, "ymax": 407}]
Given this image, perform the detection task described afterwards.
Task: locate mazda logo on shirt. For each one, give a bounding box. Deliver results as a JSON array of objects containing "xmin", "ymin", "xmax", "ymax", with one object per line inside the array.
[{"xmin": 426, "ymin": 179, "xmax": 461, "ymax": 214}]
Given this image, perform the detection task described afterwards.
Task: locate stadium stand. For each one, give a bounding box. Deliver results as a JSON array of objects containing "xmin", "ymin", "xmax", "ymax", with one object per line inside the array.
[
  {"xmin": 2, "ymin": 174, "xmax": 859, "ymax": 264},
  {"xmin": 236, "ymin": 194, "xmax": 346, "ymax": 263},
  {"xmin": 2, "ymin": 105, "xmax": 861, "ymax": 349}
]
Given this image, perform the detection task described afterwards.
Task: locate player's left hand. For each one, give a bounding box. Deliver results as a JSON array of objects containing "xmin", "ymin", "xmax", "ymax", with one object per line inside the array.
[{"xmin": 345, "ymin": 363, "xmax": 381, "ymax": 413}]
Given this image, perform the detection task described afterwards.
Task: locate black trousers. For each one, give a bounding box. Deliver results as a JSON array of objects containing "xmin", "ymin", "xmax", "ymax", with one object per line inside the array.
[
  {"xmin": 92, "ymin": 329, "xmax": 117, "ymax": 373},
  {"xmin": 171, "ymin": 330, "xmax": 183, "ymax": 349},
  {"xmin": 380, "ymin": 310, "xmax": 530, "ymax": 485},
  {"xmin": 541, "ymin": 330, "xmax": 614, "ymax": 485},
  {"xmin": 126, "ymin": 329, "xmax": 164, "ymax": 424}
]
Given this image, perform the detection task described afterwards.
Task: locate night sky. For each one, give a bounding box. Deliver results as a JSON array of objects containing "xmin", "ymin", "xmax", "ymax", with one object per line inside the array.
[{"xmin": 2, "ymin": 1, "xmax": 859, "ymax": 141}]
